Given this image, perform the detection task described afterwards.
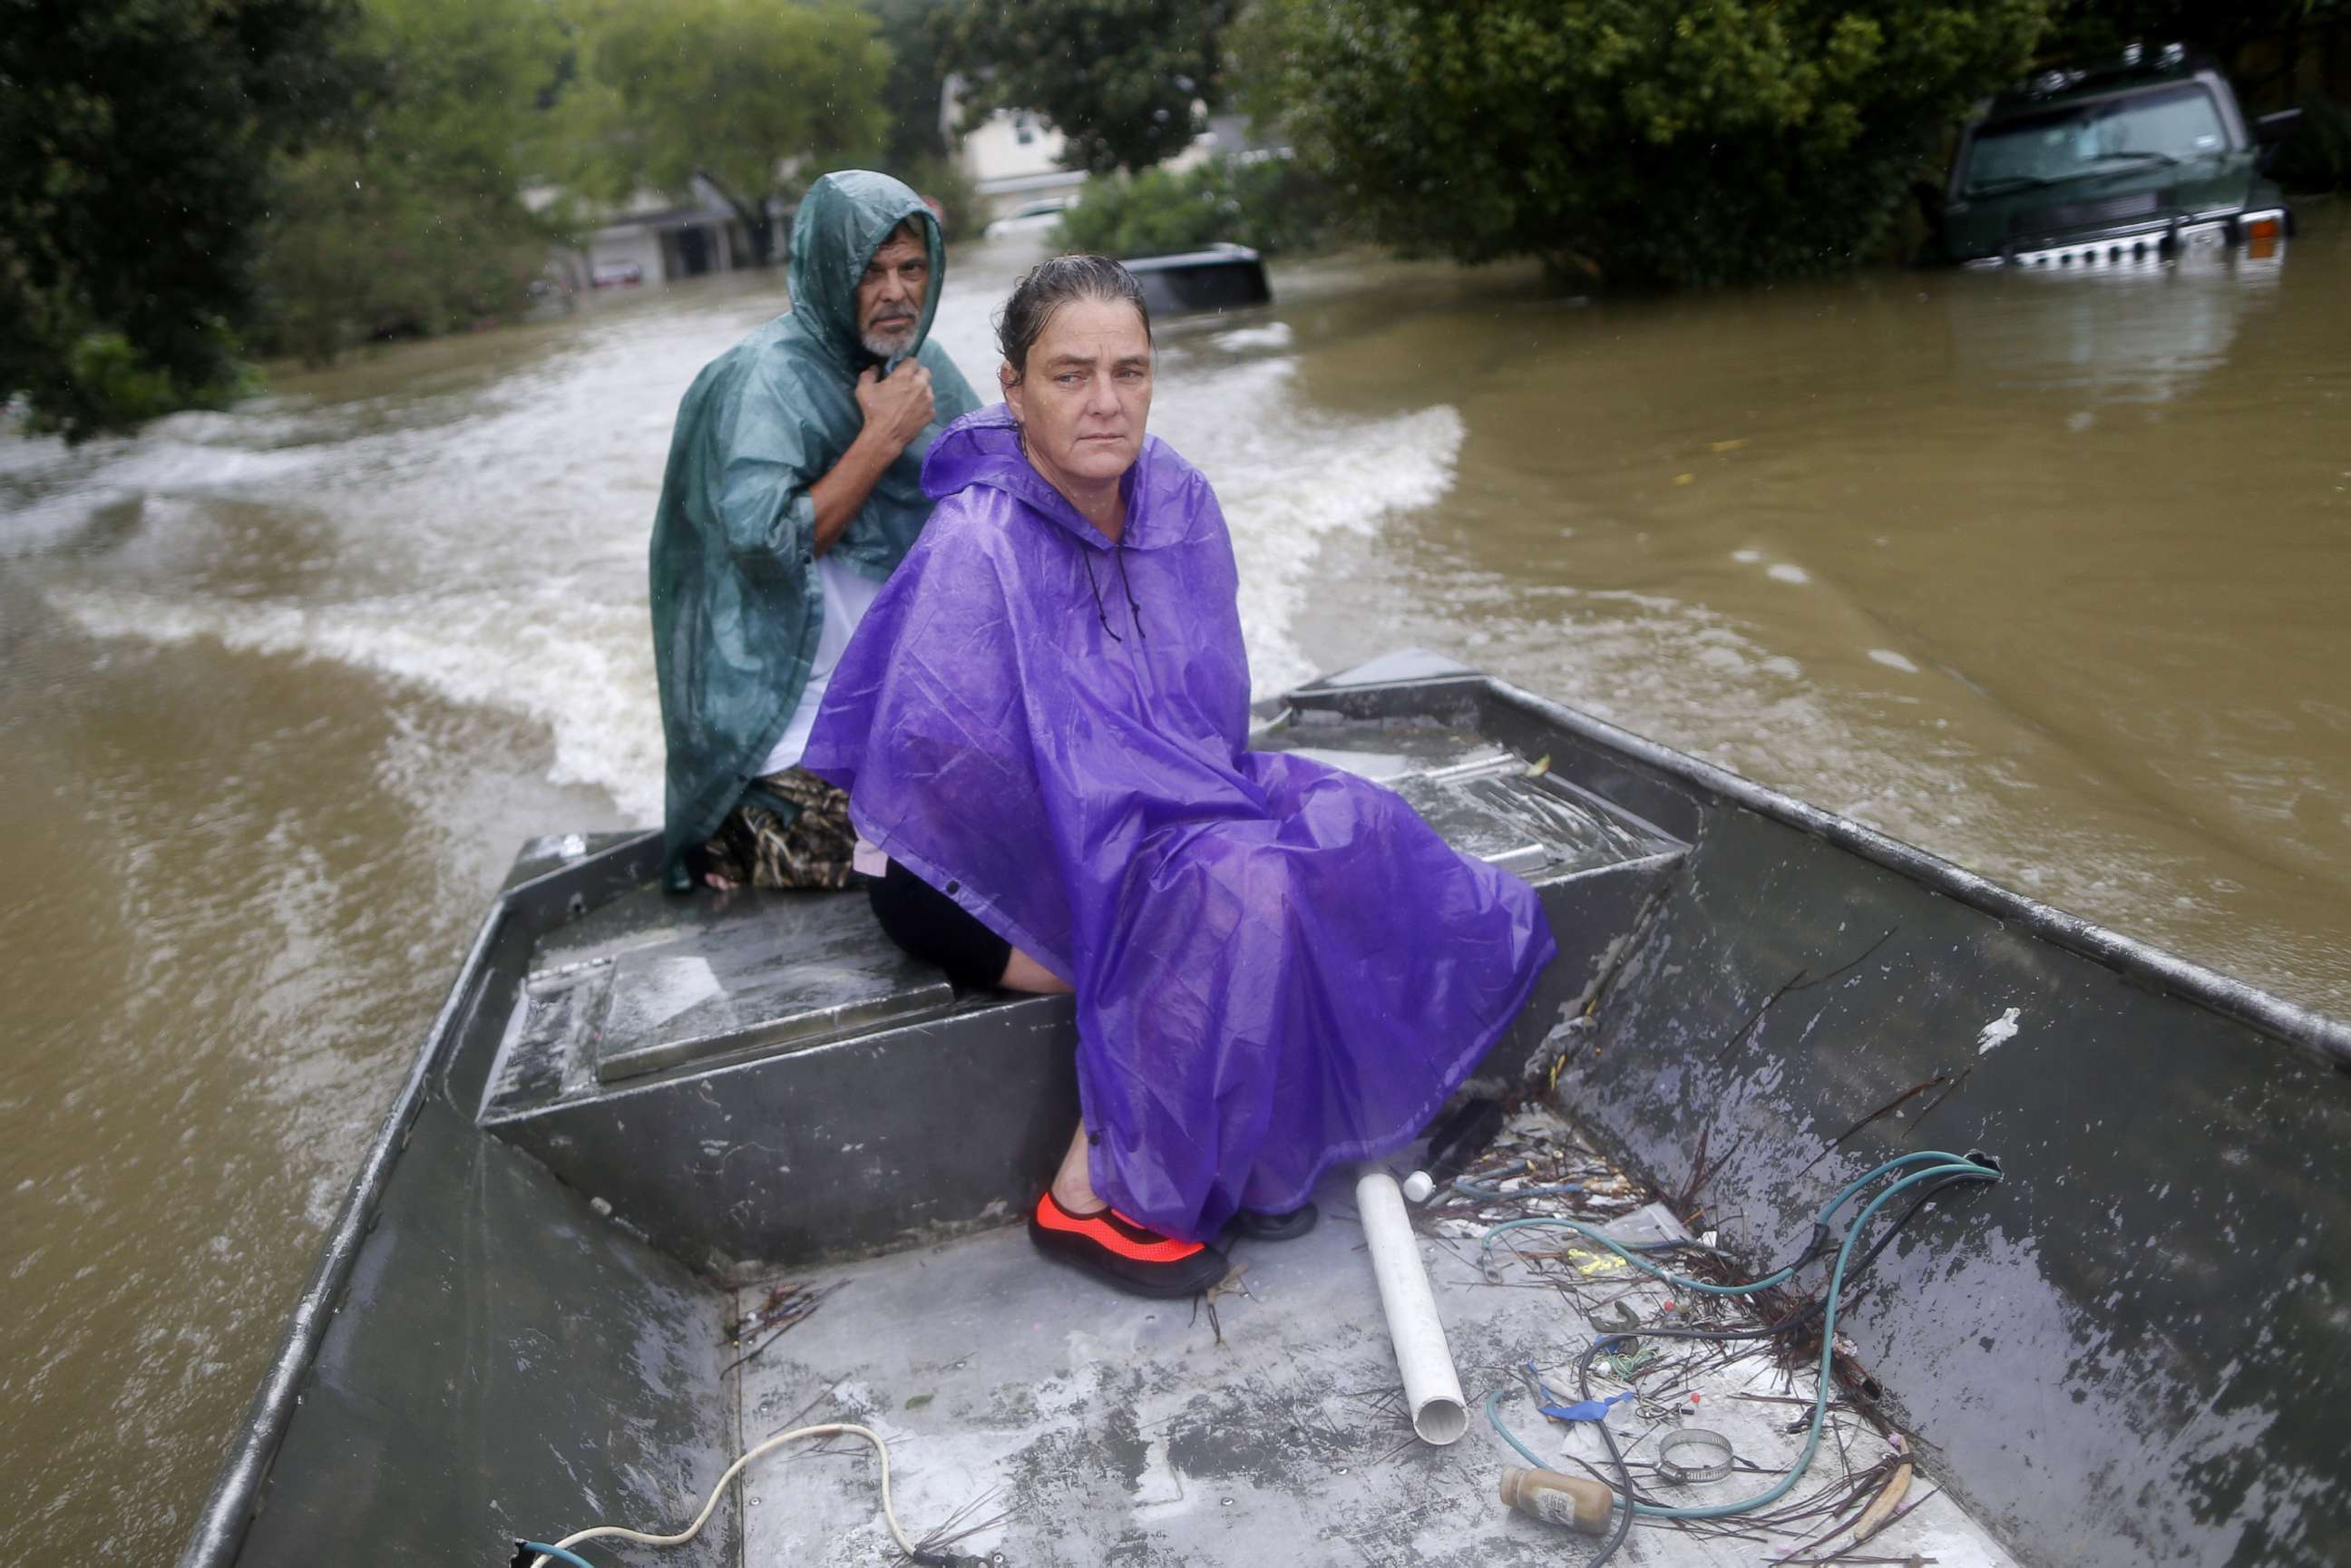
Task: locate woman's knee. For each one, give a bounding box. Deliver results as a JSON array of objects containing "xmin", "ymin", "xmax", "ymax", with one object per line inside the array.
[{"xmin": 1000, "ymin": 948, "xmax": 1072, "ymax": 995}]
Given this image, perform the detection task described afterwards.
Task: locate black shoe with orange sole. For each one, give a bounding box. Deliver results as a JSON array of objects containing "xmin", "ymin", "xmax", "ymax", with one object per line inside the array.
[{"xmin": 1029, "ymin": 1192, "xmax": 1230, "ymax": 1298}]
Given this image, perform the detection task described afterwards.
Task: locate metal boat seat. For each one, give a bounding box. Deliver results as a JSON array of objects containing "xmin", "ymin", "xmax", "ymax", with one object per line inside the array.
[
  {"xmin": 475, "ymin": 682, "xmax": 1693, "ymax": 1277},
  {"xmin": 592, "ymin": 902, "xmax": 954, "ymax": 1085},
  {"xmin": 481, "ymin": 887, "xmax": 959, "ymax": 1122}
]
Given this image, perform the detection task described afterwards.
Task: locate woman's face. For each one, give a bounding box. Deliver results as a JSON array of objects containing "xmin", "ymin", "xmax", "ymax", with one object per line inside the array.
[{"xmin": 1001, "ymin": 297, "xmax": 1153, "ymax": 489}]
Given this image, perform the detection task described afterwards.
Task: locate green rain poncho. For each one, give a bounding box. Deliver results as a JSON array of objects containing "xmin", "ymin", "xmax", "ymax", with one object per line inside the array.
[{"xmin": 649, "ymin": 170, "xmax": 980, "ymax": 891}]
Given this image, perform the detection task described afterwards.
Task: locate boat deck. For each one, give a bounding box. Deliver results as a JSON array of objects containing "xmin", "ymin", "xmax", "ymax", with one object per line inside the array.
[{"xmin": 729, "ymin": 1114, "xmax": 2020, "ymax": 1568}]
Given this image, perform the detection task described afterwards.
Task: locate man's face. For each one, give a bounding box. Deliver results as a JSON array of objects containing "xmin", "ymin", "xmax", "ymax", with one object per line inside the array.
[{"xmin": 856, "ymin": 228, "xmax": 930, "ymax": 359}]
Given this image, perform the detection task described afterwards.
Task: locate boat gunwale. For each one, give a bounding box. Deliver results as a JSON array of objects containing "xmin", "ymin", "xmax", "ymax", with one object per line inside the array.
[
  {"xmin": 1471, "ymin": 674, "xmax": 2351, "ymax": 1070},
  {"xmin": 179, "ymin": 670, "xmax": 2349, "ymax": 1567},
  {"xmin": 172, "ymin": 831, "xmax": 661, "ymax": 1568}
]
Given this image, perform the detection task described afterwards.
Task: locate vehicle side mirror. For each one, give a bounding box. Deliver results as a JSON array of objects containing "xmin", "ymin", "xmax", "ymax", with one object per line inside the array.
[
  {"xmin": 2257, "ymin": 108, "xmax": 2304, "ymax": 145},
  {"xmin": 2255, "ymin": 108, "xmax": 2303, "ymax": 172}
]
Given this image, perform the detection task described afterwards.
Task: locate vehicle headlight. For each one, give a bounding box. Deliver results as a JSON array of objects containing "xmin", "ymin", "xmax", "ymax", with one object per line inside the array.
[{"xmin": 2241, "ymin": 209, "xmax": 2287, "ymax": 258}]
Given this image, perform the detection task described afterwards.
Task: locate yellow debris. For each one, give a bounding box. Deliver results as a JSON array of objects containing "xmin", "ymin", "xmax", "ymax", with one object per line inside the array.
[{"xmin": 1562, "ymin": 1248, "xmax": 1629, "ymax": 1276}]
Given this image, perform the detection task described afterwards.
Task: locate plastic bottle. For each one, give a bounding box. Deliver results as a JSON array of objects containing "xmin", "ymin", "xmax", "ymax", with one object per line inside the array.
[{"xmin": 1497, "ymin": 1466, "xmax": 1615, "ymax": 1535}]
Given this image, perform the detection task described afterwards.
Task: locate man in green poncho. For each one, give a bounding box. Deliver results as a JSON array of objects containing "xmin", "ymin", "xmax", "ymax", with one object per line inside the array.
[{"xmin": 650, "ymin": 170, "xmax": 981, "ymax": 893}]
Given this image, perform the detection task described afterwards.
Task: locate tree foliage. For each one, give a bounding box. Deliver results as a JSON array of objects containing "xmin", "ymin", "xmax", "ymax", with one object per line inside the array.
[
  {"xmin": 863, "ymin": 0, "xmax": 988, "ymax": 235},
  {"xmin": 1242, "ymin": 0, "xmax": 2049, "ymax": 289},
  {"xmin": 1, "ymin": 0, "xmax": 358, "ymax": 440},
  {"xmin": 872, "ymin": 0, "xmax": 955, "ymax": 166},
  {"xmin": 2270, "ymin": 93, "xmax": 2351, "ymax": 190},
  {"xmin": 561, "ymin": 0, "xmax": 892, "ymax": 266},
  {"xmin": 1058, "ymin": 156, "xmax": 1343, "ymax": 258},
  {"xmin": 255, "ymin": 0, "xmax": 572, "ymax": 365},
  {"xmin": 939, "ymin": 0, "xmax": 1236, "ymax": 175}
]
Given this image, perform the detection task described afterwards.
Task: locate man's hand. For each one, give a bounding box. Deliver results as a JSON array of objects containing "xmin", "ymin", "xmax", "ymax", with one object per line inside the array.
[
  {"xmin": 810, "ymin": 363, "xmax": 937, "ymax": 553},
  {"xmin": 855, "ymin": 362, "xmax": 935, "ymax": 460}
]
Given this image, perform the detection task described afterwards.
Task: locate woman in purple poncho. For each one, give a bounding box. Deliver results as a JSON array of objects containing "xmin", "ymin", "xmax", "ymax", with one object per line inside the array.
[{"xmin": 802, "ymin": 257, "xmax": 1556, "ymax": 1297}]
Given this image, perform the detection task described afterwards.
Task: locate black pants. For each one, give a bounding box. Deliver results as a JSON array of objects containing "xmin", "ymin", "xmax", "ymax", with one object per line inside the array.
[{"xmin": 865, "ymin": 860, "xmax": 1013, "ymax": 990}]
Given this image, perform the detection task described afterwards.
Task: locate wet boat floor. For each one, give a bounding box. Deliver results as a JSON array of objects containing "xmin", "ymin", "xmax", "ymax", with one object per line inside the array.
[{"xmin": 727, "ymin": 1111, "xmax": 2020, "ymax": 1567}]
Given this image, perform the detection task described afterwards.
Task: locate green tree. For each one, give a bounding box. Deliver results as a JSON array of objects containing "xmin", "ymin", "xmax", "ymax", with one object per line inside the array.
[
  {"xmin": 255, "ymin": 0, "xmax": 573, "ymax": 365},
  {"xmin": 1242, "ymin": 0, "xmax": 2048, "ymax": 289},
  {"xmin": 1058, "ymin": 156, "xmax": 1344, "ymax": 258},
  {"xmin": 939, "ymin": 0, "xmax": 1236, "ymax": 175},
  {"xmin": 1, "ymin": 0, "xmax": 360, "ymax": 441},
  {"xmin": 863, "ymin": 0, "xmax": 986, "ymax": 236},
  {"xmin": 561, "ymin": 0, "xmax": 892, "ymax": 267},
  {"xmin": 873, "ymin": 0, "xmax": 954, "ymax": 166}
]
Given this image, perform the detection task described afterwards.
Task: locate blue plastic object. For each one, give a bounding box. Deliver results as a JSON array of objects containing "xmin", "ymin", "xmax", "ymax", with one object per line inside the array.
[{"xmin": 1538, "ymin": 1388, "xmax": 1634, "ymax": 1423}]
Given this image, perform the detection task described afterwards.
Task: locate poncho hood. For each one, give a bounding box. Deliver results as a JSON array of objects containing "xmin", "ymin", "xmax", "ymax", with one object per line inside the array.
[
  {"xmin": 785, "ymin": 170, "xmax": 945, "ymax": 371},
  {"xmin": 922, "ymin": 404, "xmax": 1192, "ymax": 552}
]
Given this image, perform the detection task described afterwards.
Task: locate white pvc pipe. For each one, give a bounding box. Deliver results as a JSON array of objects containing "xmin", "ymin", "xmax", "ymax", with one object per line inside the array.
[{"xmin": 1355, "ymin": 1165, "xmax": 1469, "ymax": 1445}]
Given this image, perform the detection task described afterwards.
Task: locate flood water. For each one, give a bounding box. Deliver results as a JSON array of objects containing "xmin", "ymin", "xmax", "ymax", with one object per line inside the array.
[{"xmin": 5, "ymin": 216, "xmax": 2348, "ymax": 1560}]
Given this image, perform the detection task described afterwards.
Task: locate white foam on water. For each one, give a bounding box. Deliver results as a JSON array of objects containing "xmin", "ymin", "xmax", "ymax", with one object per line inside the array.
[
  {"xmin": 1148, "ymin": 356, "xmax": 1465, "ymax": 693},
  {"xmin": 3, "ymin": 415, "xmax": 337, "ymax": 558},
  {"xmin": 1868, "ymin": 648, "xmax": 1920, "ymax": 673},
  {"xmin": 15, "ymin": 265, "xmax": 1464, "ymax": 829},
  {"xmin": 8, "ymin": 271, "xmax": 1395, "ymax": 837},
  {"xmin": 34, "ymin": 346, "xmax": 1457, "ymax": 822},
  {"xmin": 1767, "ymin": 561, "xmax": 1811, "ymax": 584},
  {"xmin": 47, "ymin": 581, "xmax": 665, "ymax": 823},
  {"xmin": 1, "ymin": 487, "xmax": 131, "ymax": 558},
  {"xmin": 68, "ymin": 433, "xmax": 324, "ymax": 501},
  {"xmin": 1211, "ymin": 322, "xmax": 1295, "ymax": 352}
]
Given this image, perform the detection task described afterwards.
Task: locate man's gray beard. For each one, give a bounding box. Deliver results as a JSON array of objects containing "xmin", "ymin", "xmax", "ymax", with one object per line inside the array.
[{"xmin": 861, "ymin": 324, "xmax": 916, "ymax": 359}]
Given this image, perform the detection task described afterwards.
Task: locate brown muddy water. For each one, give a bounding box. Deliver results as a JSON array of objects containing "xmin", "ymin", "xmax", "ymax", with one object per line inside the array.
[{"xmin": 5, "ymin": 214, "xmax": 2349, "ymax": 1560}]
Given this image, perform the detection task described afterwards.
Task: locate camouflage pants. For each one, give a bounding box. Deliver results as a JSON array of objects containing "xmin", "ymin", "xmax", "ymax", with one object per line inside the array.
[{"xmin": 701, "ymin": 766, "xmax": 857, "ymax": 891}]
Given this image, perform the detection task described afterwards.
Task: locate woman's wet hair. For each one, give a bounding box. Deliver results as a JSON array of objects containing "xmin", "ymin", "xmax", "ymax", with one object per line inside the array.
[{"xmin": 996, "ymin": 255, "xmax": 1152, "ymax": 384}]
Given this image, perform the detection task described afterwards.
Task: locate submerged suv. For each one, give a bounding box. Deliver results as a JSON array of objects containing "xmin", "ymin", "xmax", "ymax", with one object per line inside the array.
[{"xmin": 1936, "ymin": 44, "xmax": 2297, "ymax": 268}]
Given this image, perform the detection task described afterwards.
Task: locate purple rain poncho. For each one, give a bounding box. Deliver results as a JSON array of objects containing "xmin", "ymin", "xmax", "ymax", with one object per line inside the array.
[{"xmin": 803, "ymin": 406, "xmax": 1555, "ymax": 1241}]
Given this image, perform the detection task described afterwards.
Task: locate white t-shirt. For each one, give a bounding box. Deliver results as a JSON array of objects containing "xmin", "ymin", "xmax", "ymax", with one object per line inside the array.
[{"xmin": 760, "ymin": 553, "xmax": 885, "ymax": 775}]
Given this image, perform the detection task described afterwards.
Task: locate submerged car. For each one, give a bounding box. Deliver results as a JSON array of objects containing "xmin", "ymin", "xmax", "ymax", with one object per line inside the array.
[
  {"xmin": 981, "ymin": 195, "xmax": 1077, "ymax": 239},
  {"xmin": 1936, "ymin": 44, "xmax": 2299, "ymax": 268}
]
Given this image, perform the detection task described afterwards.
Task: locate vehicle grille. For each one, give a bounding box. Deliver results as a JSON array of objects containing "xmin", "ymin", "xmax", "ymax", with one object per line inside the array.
[{"xmin": 2010, "ymin": 191, "xmax": 2161, "ymax": 235}]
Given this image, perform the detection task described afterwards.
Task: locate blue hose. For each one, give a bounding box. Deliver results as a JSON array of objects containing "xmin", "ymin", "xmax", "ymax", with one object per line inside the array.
[
  {"xmin": 1457, "ymin": 1177, "xmax": 1587, "ymax": 1200},
  {"xmin": 521, "ymin": 1544, "xmax": 597, "ymax": 1568},
  {"xmin": 1451, "ymin": 1158, "xmax": 1586, "ymax": 1201}
]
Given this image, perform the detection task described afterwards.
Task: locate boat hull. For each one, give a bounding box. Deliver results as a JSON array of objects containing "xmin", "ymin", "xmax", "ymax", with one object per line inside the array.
[{"xmin": 180, "ymin": 655, "xmax": 2351, "ymax": 1568}]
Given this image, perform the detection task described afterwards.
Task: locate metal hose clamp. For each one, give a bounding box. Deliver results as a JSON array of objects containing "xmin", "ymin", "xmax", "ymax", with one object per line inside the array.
[{"xmin": 1657, "ymin": 1427, "xmax": 1735, "ymax": 1485}]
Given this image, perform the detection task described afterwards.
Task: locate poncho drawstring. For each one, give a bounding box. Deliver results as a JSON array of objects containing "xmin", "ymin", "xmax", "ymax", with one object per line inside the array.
[
  {"xmin": 1081, "ymin": 550, "xmax": 1123, "ymax": 642},
  {"xmin": 1115, "ymin": 538, "xmax": 1147, "ymax": 640},
  {"xmin": 1082, "ymin": 541, "xmax": 1148, "ymax": 642}
]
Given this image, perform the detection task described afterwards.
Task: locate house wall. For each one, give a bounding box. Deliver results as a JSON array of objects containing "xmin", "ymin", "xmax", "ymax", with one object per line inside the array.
[{"xmin": 959, "ymin": 106, "xmax": 1069, "ymax": 185}]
